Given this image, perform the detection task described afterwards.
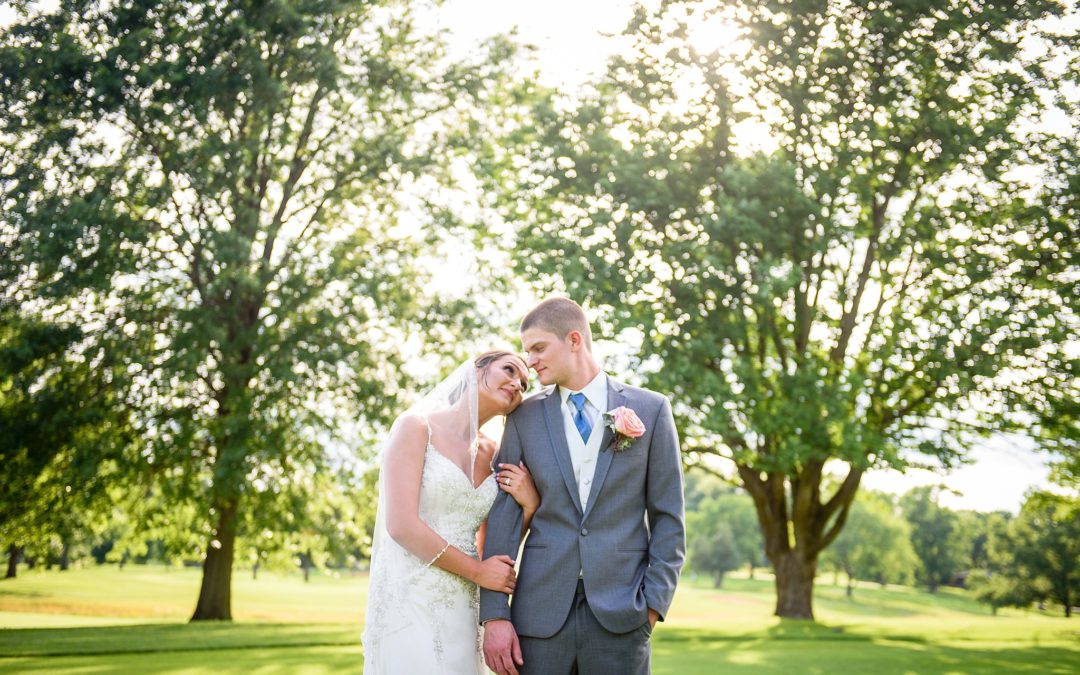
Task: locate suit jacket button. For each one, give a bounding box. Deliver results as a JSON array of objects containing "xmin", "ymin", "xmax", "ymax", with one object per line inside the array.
[{"xmin": 580, "ymin": 528, "xmax": 589, "ymax": 536}]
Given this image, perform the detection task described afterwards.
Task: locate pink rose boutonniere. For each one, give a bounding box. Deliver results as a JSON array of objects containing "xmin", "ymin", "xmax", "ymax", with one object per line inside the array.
[{"xmin": 604, "ymin": 406, "xmax": 646, "ymax": 452}]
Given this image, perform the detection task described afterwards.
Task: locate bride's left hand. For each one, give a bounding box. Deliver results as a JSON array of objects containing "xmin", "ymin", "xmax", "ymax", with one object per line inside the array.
[{"xmin": 496, "ymin": 462, "xmax": 539, "ymax": 513}]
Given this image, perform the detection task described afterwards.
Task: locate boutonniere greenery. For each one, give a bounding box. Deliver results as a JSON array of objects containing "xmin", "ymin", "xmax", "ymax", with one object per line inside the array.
[{"xmin": 603, "ymin": 406, "xmax": 645, "ymax": 452}]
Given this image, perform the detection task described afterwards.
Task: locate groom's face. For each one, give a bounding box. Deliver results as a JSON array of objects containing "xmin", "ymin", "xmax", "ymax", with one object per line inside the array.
[{"xmin": 521, "ymin": 327, "xmax": 574, "ymax": 387}]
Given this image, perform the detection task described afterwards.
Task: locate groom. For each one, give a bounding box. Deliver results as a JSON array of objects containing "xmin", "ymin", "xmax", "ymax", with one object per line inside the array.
[{"xmin": 480, "ymin": 297, "xmax": 685, "ymax": 675}]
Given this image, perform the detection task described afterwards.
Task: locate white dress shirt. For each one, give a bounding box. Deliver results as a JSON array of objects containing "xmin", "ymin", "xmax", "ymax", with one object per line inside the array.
[{"xmin": 558, "ymin": 371, "xmax": 608, "ymax": 511}]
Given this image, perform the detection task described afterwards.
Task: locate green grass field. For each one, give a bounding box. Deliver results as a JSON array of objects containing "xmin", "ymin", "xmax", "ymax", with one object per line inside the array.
[{"xmin": 1, "ymin": 565, "xmax": 1076, "ymax": 673}]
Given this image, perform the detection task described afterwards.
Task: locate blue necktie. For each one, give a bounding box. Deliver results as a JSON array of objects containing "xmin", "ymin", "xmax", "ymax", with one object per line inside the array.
[{"xmin": 569, "ymin": 392, "xmax": 592, "ymax": 442}]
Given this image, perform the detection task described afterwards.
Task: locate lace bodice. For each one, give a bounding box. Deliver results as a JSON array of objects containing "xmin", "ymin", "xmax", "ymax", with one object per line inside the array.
[{"xmin": 419, "ymin": 445, "xmax": 497, "ymax": 556}]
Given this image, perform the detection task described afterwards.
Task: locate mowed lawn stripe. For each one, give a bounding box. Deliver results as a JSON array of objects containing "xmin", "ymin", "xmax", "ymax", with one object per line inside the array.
[{"xmin": 0, "ymin": 623, "xmax": 358, "ymax": 658}]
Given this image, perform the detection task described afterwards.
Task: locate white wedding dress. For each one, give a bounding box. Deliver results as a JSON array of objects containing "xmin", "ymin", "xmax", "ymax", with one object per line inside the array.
[{"xmin": 362, "ymin": 422, "xmax": 498, "ymax": 675}]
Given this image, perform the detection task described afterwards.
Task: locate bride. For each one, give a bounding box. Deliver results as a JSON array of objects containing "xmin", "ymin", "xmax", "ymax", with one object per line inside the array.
[{"xmin": 362, "ymin": 350, "xmax": 537, "ymax": 674}]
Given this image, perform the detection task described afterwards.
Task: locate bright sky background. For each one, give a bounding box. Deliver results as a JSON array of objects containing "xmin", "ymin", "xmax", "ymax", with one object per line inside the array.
[{"xmin": 432, "ymin": 0, "xmax": 1060, "ymax": 514}]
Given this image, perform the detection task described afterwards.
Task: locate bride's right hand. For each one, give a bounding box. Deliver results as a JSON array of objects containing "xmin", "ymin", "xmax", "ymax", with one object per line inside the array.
[{"xmin": 474, "ymin": 554, "xmax": 517, "ymax": 594}]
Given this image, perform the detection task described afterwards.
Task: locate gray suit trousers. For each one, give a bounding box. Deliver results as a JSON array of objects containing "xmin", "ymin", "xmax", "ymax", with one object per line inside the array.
[{"xmin": 519, "ymin": 580, "xmax": 650, "ymax": 675}]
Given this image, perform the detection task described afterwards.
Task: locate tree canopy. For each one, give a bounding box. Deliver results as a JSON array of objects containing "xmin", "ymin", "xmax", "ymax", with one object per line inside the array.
[
  {"xmin": 1, "ymin": 0, "xmax": 516, "ymax": 618},
  {"xmin": 491, "ymin": 0, "xmax": 1076, "ymax": 618}
]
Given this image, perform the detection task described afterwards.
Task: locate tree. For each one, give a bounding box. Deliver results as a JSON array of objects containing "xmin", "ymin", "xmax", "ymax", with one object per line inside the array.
[
  {"xmin": 689, "ymin": 523, "xmax": 742, "ymax": 588},
  {"xmin": 1008, "ymin": 134, "xmax": 1080, "ymax": 490},
  {"xmin": 1, "ymin": 0, "xmax": 514, "ymax": 619},
  {"xmin": 990, "ymin": 491, "xmax": 1080, "ymax": 617},
  {"xmin": 822, "ymin": 490, "xmax": 916, "ymax": 597},
  {"xmin": 492, "ymin": 0, "xmax": 1075, "ymax": 618},
  {"xmin": 968, "ymin": 512, "xmax": 1031, "ymax": 616},
  {"xmin": 901, "ymin": 487, "xmax": 969, "ymax": 592},
  {"xmin": 959, "ymin": 509, "xmax": 1011, "ymax": 573},
  {"xmin": 0, "ymin": 309, "xmax": 133, "ymax": 578},
  {"xmin": 685, "ymin": 474, "xmax": 766, "ymax": 577}
]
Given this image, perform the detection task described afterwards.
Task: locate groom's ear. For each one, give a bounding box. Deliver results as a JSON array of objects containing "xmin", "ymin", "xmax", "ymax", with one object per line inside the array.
[{"xmin": 567, "ymin": 330, "xmax": 585, "ymax": 351}]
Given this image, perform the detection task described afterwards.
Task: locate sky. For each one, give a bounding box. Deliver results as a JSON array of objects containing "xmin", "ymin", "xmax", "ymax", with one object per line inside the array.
[
  {"xmin": 434, "ymin": 0, "xmax": 648, "ymax": 86},
  {"xmin": 430, "ymin": 0, "xmax": 1061, "ymax": 514}
]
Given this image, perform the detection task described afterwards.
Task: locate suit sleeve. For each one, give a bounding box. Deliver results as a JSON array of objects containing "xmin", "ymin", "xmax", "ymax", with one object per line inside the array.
[
  {"xmin": 478, "ymin": 412, "xmax": 525, "ymax": 624},
  {"xmin": 644, "ymin": 396, "xmax": 686, "ymax": 621}
]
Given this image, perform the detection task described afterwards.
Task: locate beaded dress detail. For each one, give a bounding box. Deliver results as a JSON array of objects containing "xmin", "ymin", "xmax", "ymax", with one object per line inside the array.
[{"xmin": 362, "ymin": 419, "xmax": 497, "ymax": 675}]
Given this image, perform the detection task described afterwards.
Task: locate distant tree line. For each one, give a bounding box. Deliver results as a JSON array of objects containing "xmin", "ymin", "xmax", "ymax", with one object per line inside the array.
[{"xmin": 686, "ymin": 470, "xmax": 1078, "ymax": 617}]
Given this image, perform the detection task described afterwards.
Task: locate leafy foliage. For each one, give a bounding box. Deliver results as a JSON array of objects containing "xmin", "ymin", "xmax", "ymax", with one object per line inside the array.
[
  {"xmin": 974, "ymin": 491, "xmax": 1080, "ymax": 617},
  {"xmin": 1, "ymin": 0, "xmax": 515, "ymax": 617},
  {"xmin": 490, "ymin": 0, "xmax": 1075, "ymax": 618},
  {"xmin": 822, "ymin": 490, "xmax": 917, "ymax": 596}
]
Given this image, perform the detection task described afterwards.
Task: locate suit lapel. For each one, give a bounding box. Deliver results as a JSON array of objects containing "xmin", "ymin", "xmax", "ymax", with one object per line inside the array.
[
  {"xmin": 582, "ymin": 378, "xmax": 627, "ymax": 521},
  {"xmin": 541, "ymin": 389, "xmax": 584, "ymax": 514}
]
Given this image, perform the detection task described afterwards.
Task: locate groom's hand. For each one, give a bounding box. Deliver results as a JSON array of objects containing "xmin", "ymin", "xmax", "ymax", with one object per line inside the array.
[{"xmin": 483, "ymin": 619, "xmax": 523, "ymax": 675}]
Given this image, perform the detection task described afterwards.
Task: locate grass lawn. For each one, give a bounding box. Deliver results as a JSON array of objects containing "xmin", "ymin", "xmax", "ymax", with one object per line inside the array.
[{"xmin": 1, "ymin": 565, "xmax": 1077, "ymax": 673}]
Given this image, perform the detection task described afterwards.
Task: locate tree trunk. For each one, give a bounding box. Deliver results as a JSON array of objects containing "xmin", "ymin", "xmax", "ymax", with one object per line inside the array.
[
  {"xmin": 714, "ymin": 573, "xmax": 724, "ymax": 589},
  {"xmin": 739, "ymin": 461, "xmax": 862, "ymax": 622},
  {"xmin": 5, "ymin": 545, "xmax": 20, "ymax": 578},
  {"xmin": 300, "ymin": 550, "xmax": 313, "ymax": 582},
  {"xmin": 60, "ymin": 540, "xmax": 70, "ymax": 571},
  {"xmin": 748, "ymin": 563, "xmax": 755, "ymax": 579},
  {"xmin": 773, "ymin": 551, "xmax": 816, "ymax": 619},
  {"xmin": 1064, "ymin": 581, "xmax": 1071, "ymax": 618},
  {"xmin": 253, "ymin": 560, "xmax": 259, "ymax": 581},
  {"xmin": 191, "ymin": 498, "xmax": 239, "ymax": 621}
]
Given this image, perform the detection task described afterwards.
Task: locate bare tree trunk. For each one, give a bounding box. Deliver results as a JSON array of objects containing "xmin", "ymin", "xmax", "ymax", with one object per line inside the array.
[
  {"xmin": 60, "ymin": 540, "xmax": 70, "ymax": 571},
  {"xmin": 773, "ymin": 551, "xmax": 816, "ymax": 619},
  {"xmin": 5, "ymin": 545, "xmax": 20, "ymax": 578},
  {"xmin": 191, "ymin": 498, "xmax": 239, "ymax": 621}
]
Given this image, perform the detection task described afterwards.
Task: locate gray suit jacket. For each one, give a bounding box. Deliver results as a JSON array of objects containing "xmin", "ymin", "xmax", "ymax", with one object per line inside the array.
[{"xmin": 479, "ymin": 377, "xmax": 685, "ymax": 637}]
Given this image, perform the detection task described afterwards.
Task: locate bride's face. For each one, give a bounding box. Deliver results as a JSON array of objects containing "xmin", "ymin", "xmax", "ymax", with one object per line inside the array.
[{"xmin": 478, "ymin": 355, "xmax": 530, "ymax": 415}]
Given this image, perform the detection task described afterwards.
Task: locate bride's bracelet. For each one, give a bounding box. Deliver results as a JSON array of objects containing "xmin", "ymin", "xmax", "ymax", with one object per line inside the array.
[{"xmin": 426, "ymin": 542, "xmax": 450, "ymax": 568}]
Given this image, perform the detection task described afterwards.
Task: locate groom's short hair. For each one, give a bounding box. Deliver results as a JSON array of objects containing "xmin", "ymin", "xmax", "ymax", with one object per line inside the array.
[{"xmin": 520, "ymin": 297, "xmax": 592, "ymax": 349}]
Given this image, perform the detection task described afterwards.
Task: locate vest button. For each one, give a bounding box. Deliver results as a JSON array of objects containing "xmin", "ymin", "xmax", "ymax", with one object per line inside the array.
[{"xmin": 580, "ymin": 528, "xmax": 589, "ymax": 536}]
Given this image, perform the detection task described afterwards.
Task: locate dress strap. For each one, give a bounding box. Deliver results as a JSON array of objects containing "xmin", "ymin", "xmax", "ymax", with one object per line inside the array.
[{"xmin": 421, "ymin": 414, "xmax": 433, "ymax": 447}]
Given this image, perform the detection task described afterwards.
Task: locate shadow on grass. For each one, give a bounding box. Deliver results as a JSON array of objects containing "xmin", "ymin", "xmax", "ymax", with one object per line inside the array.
[
  {"xmin": 2, "ymin": 622, "xmax": 1076, "ymax": 675},
  {"xmin": 1, "ymin": 645, "xmax": 364, "ymax": 674},
  {"xmin": 0, "ymin": 622, "xmax": 358, "ymax": 658},
  {"xmin": 653, "ymin": 627, "xmax": 1079, "ymax": 674},
  {"xmin": 0, "ymin": 587, "xmax": 48, "ymax": 598}
]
